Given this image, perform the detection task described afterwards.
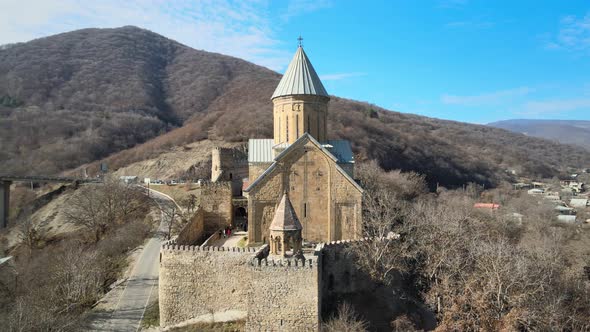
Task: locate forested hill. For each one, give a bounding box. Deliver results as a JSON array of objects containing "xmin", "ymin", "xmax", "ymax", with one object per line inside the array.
[
  {"xmin": 1, "ymin": 26, "xmax": 589, "ymax": 187},
  {"xmin": 489, "ymin": 119, "xmax": 590, "ymax": 151}
]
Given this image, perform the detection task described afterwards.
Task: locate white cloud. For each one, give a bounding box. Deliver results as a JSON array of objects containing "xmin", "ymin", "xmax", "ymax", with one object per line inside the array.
[
  {"xmin": 320, "ymin": 72, "xmax": 366, "ymax": 81},
  {"xmin": 441, "ymin": 87, "xmax": 533, "ymax": 106},
  {"xmin": 521, "ymin": 98, "xmax": 590, "ymax": 115},
  {"xmin": 0, "ymin": 0, "xmax": 296, "ymax": 70},
  {"xmin": 548, "ymin": 13, "xmax": 590, "ymax": 54}
]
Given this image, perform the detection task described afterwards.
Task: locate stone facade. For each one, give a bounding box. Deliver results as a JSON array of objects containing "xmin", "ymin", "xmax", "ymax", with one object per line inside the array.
[
  {"xmin": 175, "ymin": 207, "xmax": 205, "ymax": 245},
  {"xmin": 246, "ymin": 138, "xmax": 362, "ymax": 244},
  {"xmin": 211, "ymin": 147, "xmax": 248, "ymax": 196},
  {"xmin": 159, "ymin": 243, "xmax": 319, "ymax": 330},
  {"xmin": 273, "ymin": 95, "xmax": 330, "ymax": 144},
  {"xmin": 247, "ymin": 163, "xmax": 271, "ymax": 184},
  {"xmin": 248, "ymin": 260, "xmax": 319, "ymax": 331},
  {"xmin": 198, "ymin": 181, "xmax": 233, "ymax": 234}
]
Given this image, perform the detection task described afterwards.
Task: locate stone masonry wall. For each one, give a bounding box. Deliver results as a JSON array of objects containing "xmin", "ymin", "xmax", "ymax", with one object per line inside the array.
[
  {"xmin": 159, "ymin": 244, "xmax": 255, "ymax": 326},
  {"xmin": 247, "ymin": 258, "xmax": 319, "ymax": 331},
  {"xmin": 175, "ymin": 208, "xmax": 205, "ymax": 245},
  {"xmin": 248, "ymin": 163, "xmax": 272, "ymax": 183},
  {"xmin": 159, "ymin": 244, "xmax": 320, "ymax": 331},
  {"xmin": 198, "ymin": 181, "xmax": 233, "ymax": 234},
  {"xmin": 212, "ymin": 147, "xmax": 248, "ymax": 196},
  {"xmin": 319, "ymin": 241, "xmax": 405, "ymax": 331}
]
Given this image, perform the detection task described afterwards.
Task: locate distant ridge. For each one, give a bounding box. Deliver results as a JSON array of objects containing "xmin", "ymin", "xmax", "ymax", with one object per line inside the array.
[
  {"xmin": 1, "ymin": 26, "xmax": 590, "ymax": 187},
  {"xmin": 488, "ymin": 119, "xmax": 590, "ymax": 150}
]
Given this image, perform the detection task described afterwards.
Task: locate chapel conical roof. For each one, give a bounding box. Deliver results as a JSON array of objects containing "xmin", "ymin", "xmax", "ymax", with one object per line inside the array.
[
  {"xmin": 271, "ymin": 46, "xmax": 329, "ymax": 99},
  {"xmin": 269, "ymin": 193, "xmax": 303, "ymax": 231}
]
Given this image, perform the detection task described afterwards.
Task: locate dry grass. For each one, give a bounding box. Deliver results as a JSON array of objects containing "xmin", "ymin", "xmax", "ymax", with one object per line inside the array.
[{"xmin": 149, "ymin": 184, "xmax": 200, "ymax": 204}]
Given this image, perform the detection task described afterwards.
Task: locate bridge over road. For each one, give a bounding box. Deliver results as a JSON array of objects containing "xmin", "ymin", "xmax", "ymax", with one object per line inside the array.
[{"xmin": 0, "ymin": 175, "xmax": 101, "ymax": 228}]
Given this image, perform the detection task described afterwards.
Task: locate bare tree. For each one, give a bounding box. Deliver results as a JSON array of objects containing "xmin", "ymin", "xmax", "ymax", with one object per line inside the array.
[
  {"xmin": 16, "ymin": 216, "xmax": 47, "ymax": 253},
  {"xmin": 322, "ymin": 302, "xmax": 368, "ymax": 332},
  {"xmin": 65, "ymin": 177, "xmax": 148, "ymax": 242},
  {"xmin": 348, "ymin": 161, "xmax": 427, "ymax": 284},
  {"xmin": 158, "ymin": 203, "xmax": 187, "ymax": 240}
]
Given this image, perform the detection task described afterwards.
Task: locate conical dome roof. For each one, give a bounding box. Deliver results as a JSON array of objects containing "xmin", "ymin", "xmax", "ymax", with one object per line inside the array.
[
  {"xmin": 269, "ymin": 193, "xmax": 302, "ymax": 231},
  {"xmin": 271, "ymin": 46, "xmax": 329, "ymax": 99}
]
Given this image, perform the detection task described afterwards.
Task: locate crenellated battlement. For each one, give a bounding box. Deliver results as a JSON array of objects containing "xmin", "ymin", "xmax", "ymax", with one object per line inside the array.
[
  {"xmin": 250, "ymin": 257, "xmax": 316, "ymax": 269},
  {"xmin": 198, "ymin": 180, "xmax": 232, "ymax": 188},
  {"xmin": 212, "ymin": 146, "xmax": 248, "ymax": 161},
  {"xmin": 161, "ymin": 243, "xmax": 260, "ymax": 253},
  {"xmin": 213, "ymin": 147, "xmax": 236, "ymax": 153},
  {"xmin": 320, "ymin": 233, "xmax": 399, "ymax": 249},
  {"xmin": 321, "ymin": 237, "xmax": 369, "ymax": 248}
]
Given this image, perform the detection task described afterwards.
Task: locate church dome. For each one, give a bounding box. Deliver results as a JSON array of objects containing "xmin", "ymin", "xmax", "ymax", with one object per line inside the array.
[{"xmin": 271, "ymin": 46, "xmax": 329, "ymax": 100}]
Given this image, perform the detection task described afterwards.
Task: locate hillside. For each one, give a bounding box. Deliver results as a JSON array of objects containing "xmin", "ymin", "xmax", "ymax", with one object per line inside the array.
[
  {"xmin": 1, "ymin": 26, "xmax": 590, "ymax": 188},
  {"xmin": 489, "ymin": 119, "xmax": 590, "ymax": 150},
  {"xmin": 0, "ymin": 26, "xmax": 278, "ymax": 174}
]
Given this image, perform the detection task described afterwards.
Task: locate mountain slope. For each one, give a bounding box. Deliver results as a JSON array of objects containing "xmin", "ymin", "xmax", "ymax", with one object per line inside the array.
[
  {"xmin": 489, "ymin": 119, "xmax": 590, "ymax": 150},
  {"xmin": 0, "ymin": 26, "xmax": 278, "ymax": 174},
  {"xmin": 1, "ymin": 26, "xmax": 589, "ymax": 188}
]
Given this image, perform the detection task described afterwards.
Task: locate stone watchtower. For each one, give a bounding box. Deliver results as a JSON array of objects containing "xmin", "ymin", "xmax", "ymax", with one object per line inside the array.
[
  {"xmin": 271, "ymin": 44, "xmax": 330, "ymax": 145},
  {"xmin": 269, "ymin": 192, "xmax": 303, "ymax": 256}
]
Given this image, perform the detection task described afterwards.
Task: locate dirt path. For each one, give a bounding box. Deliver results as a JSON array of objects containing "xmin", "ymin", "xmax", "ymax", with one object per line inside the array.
[{"xmin": 210, "ymin": 231, "xmax": 247, "ymax": 247}]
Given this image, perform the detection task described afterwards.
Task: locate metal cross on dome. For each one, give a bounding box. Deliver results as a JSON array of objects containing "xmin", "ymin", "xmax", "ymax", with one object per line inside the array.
[{"xmin": 297, "ymin": 35, "xmax": 303, "ymax": 47}]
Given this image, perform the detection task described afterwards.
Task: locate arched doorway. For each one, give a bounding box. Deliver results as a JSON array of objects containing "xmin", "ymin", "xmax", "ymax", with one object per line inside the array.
[{"xmin": 234, "ymin": 206, "xmax": 247, "ymax": 231}]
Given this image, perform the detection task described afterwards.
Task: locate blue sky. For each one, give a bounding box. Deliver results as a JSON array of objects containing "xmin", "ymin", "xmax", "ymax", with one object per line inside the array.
[{"xmin": 1, "ymin": 0, "xmax": 590, "ymax": 124}]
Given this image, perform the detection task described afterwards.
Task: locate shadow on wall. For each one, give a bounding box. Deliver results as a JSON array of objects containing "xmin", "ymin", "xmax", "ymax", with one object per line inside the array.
[{"xmin": 320, "ymin": 247, "xmax": 437, "ymax": 331}]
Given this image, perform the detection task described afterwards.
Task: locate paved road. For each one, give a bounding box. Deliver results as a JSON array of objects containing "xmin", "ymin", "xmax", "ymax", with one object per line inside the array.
[{"xmin": 88, "ymin": 189, "xmax": 175, "ymax": 331}]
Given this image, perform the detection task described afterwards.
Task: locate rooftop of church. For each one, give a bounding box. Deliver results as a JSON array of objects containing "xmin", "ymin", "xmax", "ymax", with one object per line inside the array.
[
  {"xmin": 248, "ymin": 138, "xmax": 354, "ymax": 164},
  {"xmin": 271, "ymin": 45, "xmax": 329, "ymax": 99}
]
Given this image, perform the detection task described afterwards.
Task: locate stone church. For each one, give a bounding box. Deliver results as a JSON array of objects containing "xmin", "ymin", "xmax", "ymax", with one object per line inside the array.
[
  {"xmin": 159, "ymin": 45, "xmax": 391, "ymax": 331},
  {"xmin": 212, "ymin": 44, "xmax": 363, "ymax": 246}
]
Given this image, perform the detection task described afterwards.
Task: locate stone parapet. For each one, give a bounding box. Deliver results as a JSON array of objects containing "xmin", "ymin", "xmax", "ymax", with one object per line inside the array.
[
  {"xmin": 250, "ymin": 257, "xmax": 316, "ymax": 269},
  {"xmin": 161, "ymin": 243, "xmax": 259, "ymax": 253}
]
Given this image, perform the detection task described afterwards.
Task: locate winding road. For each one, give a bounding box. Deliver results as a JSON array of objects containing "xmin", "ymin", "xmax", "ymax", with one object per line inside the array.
[{"xmin": 87, "ymin": 189, "xmax": 175, "ymax": 331}]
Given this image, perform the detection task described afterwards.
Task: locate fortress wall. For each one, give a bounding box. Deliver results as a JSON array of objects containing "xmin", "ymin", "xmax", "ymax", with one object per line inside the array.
[
  {"xmin": 175, "ymin": 207, "xmax": 205, "ymax": 245},
  {"xmin": 212, "ymin": 147, "xmax": 249, "ymax": 195},
  {"xmin": 159, "ymin": 244, "xmax": 321, "ymax": 331},
  {"xmin": 319, "ymin": 241, "xmax": 405, "ymax": 331},
  {"xmin": 199, "ymin": 181, "xmax": 233, "ymax": 233},
  {"xmin": 247, "ymin": 258, "xmax": 320, "ymax": 331},
  {"xmin": 159, "ymin": 245, "xmax": 256, "ymax": 327},
  {"xmin": 320, "ymin": 242, "xmax": 369, "ymax": 297}
]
